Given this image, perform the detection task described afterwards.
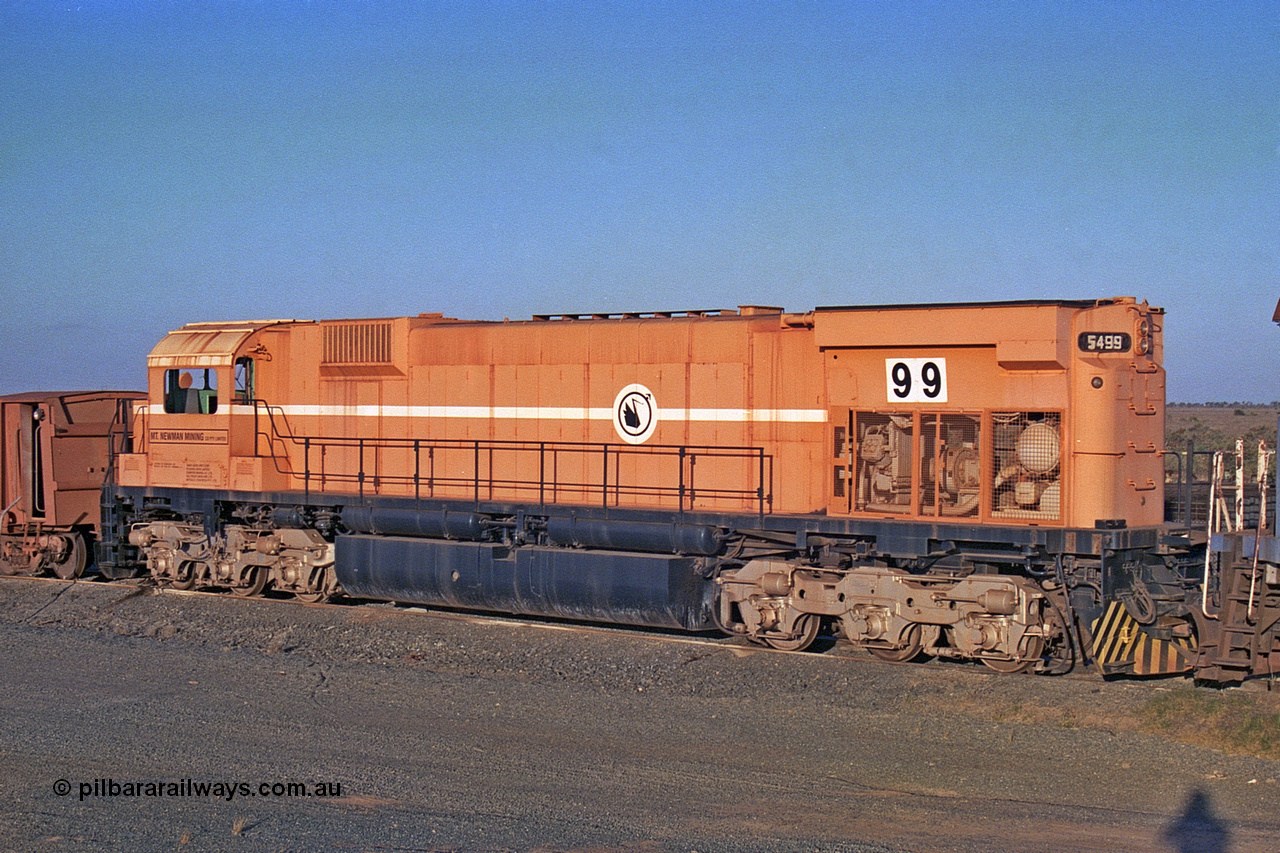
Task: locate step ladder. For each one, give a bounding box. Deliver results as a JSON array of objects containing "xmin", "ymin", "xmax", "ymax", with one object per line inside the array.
[
  {"xmin": 1196, "ymin": 550, "xmax": 1280, "ymax": 683},
  {"xmin": 1194, "ymin": 441, "xmax": 1278, "ymax": 683}
]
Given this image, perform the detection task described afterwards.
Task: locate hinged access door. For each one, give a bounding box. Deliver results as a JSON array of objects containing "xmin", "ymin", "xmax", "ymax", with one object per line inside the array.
[{"xmin": 829, "ymin": 407, "xmax": 853, "ymax": 514}]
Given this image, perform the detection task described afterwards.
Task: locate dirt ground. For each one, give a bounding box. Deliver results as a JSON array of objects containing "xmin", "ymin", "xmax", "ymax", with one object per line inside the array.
[{"xmin": 2, "ymin": 577, "xmax": 1279, "ymax": 853}]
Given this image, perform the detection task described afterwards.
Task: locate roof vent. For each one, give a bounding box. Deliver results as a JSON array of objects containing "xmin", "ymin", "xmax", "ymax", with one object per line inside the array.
[{"xmin": 324, "ymin": 322, "xmax": 392, "ymax": 364}]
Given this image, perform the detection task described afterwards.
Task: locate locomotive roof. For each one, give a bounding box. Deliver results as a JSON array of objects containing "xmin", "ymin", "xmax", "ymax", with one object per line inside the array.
[
  {"xmin": 0, "ymin": 390, "xmax": 143, "ymax": 404},
  {"xmin": 814, "ymin": 297, "xmax": 1131, "ymax": 312},
  {"xmin": 158, "ymin": 298, "xmax": 1149, "ymax": 350},
  {"xmin": 520, "ymin": 299, "xmax": 1133, "ymax": 321},
  {"xmin": 149, "ymin": 320, "xmax": 295, "ymax": 368}
]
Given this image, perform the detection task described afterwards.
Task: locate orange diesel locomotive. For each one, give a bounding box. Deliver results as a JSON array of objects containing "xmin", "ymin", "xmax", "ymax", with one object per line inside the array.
[{"xmin": 100, "ymin": 298, "xmax": 1231, "ymax": 677}]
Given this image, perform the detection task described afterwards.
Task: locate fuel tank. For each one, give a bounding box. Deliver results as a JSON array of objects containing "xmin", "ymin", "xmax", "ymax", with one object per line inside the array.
[{"xmin": 334, "ymin": 534, "xmax": 716, "ymax": 631}]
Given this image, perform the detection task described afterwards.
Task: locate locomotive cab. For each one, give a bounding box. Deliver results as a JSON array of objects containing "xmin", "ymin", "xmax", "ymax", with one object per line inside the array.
[{"xmin": 116, "ymin": 321, "xmax": 296, "ymax": 495}]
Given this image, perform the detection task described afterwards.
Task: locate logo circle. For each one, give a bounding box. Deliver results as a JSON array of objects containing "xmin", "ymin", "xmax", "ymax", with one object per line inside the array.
[{"xmin": 613, "ymin": 384, "xmax": 657, "ymax": 444}]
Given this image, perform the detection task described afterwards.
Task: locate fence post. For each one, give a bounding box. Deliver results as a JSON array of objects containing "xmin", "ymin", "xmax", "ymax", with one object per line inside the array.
[{"xmin": 1183, "ymin": 439, "xmax": 1194, "ymax": 529}]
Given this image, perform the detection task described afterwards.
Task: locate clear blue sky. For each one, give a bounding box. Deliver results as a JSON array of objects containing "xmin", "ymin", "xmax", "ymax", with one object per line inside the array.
[{"xmin": 2, "ymin": 1, "xmax": 1277, "ymax": 401}]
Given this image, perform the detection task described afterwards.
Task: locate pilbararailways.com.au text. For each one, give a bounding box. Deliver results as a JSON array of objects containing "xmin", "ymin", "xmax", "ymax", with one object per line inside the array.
[{"xmin": 55, "ymin": 778, "xmax": 344, "ymax": 802}]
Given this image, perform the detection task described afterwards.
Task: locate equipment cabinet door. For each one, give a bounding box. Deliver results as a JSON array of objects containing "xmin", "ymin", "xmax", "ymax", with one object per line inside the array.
[
  {"xmin": 828, "ymin": 407, "xmax": 854, "ymax": 514},
  {"xmin": 320, "ymin": 379, "xmax": 384, "ymax": 495},
  {"xmin": 3, "ymin": 402, "xmax": 45, "ymax": 523}
]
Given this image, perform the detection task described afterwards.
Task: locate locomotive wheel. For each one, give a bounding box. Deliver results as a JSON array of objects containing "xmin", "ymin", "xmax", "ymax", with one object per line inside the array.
[
  {"xmin": 764, "ymin": 615, "xmax": 820, "ymax": 652},
  {"xmin": 51, "ymin": 534, "xmax": 87, "ymax": 580},
  {"xmin": 165, "ymin": 561, "xmax": 198, "ymax": 591},
  {"xmin": 980, "ymin": 636, "xmax": 1046, "ymax": 674},
  {"xmin": 867, "ymin": 624, "xmax": 924, "ymax": 662},
  {"xmin": 230, "ymin": 566, "xmax": 268, "ymax": 598},
  {"xmin": 293, "ymin": 567, "xmax": 337, "ymax": 604}
]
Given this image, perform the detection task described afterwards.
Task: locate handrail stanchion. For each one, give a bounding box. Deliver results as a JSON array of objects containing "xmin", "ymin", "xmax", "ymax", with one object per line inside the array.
[
  {"xmin": 758, "ymin": 447, "xmax": 766, "ymax": 520},
  {"xmin": 679, "ymin": 446, "xmax": 686, "ymax": 515},
  {"xmin": 358, "ymin": 439, "xmax": 365, "ymax": 500},
  {"xmin": 600, "ymin": 444, "xmax": 607, "ymax": 509}
]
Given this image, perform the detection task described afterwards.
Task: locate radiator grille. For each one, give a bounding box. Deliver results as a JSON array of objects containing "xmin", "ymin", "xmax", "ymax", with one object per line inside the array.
[
  {"xmin": 991, "ymin": 411, "xmax": 1061, "ymax": 520},
  {"xmin": 324, "ymin": 322, "xmax": 392, "ymax": 364}
]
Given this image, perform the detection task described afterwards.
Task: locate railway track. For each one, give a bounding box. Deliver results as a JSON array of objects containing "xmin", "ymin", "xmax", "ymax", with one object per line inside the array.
[{"xmin": 3, "ymin": 571, "xmax": 1137, "ymax": 686}]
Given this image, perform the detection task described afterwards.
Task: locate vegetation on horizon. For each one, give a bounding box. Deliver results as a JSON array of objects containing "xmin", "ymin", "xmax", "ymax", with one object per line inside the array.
[
  {"xmin": 1168, "ymin": 402, "xmax": 1280, "ymax": 408},
  {"xmin": 1165, "ymin": 405, "xmax": 1276, "ymax": 482}
]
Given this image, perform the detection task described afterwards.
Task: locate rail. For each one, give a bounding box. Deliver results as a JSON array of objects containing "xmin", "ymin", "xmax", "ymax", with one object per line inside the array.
[{"xmin": 248, "ymin": 401, "xmax": 774, "ymax": 517}]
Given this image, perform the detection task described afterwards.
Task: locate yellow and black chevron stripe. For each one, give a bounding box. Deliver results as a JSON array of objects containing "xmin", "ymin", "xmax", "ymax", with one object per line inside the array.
[{"xmin": 1091, "ymin": 601, "xmax": 1195, "ymax": 676}]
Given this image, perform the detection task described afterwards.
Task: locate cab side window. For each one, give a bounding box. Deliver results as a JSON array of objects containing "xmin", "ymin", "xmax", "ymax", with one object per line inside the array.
[
  {"xmin": 163, "ymin": 369, "xmax": 218, "ymax": 414},
  {"xmin": 234, "ymin": 357, "xmax": 254, "ymax": 403}
]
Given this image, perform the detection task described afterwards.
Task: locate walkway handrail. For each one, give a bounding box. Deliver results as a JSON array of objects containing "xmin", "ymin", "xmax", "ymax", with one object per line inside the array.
[{"xmin": 248, "ymin": 400, "xmax": 773, "ymax": 517}]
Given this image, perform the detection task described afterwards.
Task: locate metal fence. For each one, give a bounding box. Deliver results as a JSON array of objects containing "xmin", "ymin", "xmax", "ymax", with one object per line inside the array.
[{"xmin": 1165, "ymin": 439, "xmax": 1275, "ymax": 534}]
